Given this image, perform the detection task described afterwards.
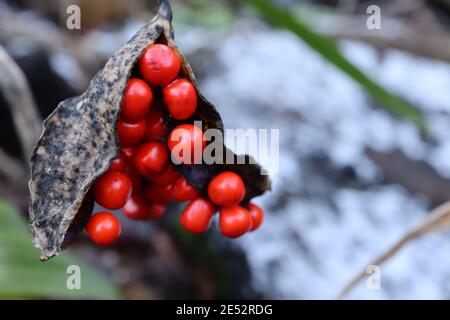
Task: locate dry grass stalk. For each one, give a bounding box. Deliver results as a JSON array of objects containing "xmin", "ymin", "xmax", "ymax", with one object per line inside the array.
[{"xmin": 337, "ymin": 200, "xmax": 450, "ymax": 299}]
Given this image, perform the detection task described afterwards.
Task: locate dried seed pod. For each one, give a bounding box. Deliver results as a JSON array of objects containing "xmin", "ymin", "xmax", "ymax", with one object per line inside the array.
[{"xmin": 29, "ymin": 0, "xmax": 271, "ymax": 261}]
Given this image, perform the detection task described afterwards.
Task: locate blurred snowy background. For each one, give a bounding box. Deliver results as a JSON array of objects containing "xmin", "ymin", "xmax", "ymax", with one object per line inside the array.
[{"xmin": 1, "ymin": 0, "xmax": 450, "ymax": 299}]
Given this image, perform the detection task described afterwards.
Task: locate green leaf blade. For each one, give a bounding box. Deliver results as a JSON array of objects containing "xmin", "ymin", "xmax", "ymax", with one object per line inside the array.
[
  {"xmin": 242, "ymin": 0, "xmax": 427, "ymax": 133},
  {"xmin": 0, "ymin": 201, "xmax": 120, "ymax": 300}
]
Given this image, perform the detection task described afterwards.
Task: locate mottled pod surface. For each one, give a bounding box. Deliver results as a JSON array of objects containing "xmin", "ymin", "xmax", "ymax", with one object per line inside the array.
[{"xmin": 29, "ymin": 0, "xmax": 270, "ymax": 261}]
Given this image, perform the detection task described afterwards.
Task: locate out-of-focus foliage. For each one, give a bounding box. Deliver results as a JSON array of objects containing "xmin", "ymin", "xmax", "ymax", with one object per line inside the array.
[
  {"xmin": 0, "ymin": 201, "xmax": 120, "ymax": 299},
  {"xmin": 173, "ymin": 0, "xmax": 234, "ymax": 29},
  {"xmin": 242, "ymin": 0, "xmax": 427, "ymax": 133}
]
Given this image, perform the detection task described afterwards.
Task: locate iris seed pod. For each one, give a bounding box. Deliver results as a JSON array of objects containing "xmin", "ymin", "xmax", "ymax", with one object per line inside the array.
[{"xmin": 29, "ymin": 0, "xmax": 271, "ymax": 260}]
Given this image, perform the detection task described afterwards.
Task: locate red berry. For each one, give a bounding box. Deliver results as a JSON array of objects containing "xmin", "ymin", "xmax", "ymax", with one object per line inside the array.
[
  {"xmin": 144, "ymin": 107, "xmax": 167, "ymax": 141},
  {"xmin": 219, "ymin": 205, "xmax": 252, "ymax": 238},
  {"xmin": 248, "ymin": 202, "xmax": 264, "ymax": 231},
  {"xmin": 118, "ymin": 118, "xmax": 146, "ymax": 147},
  {"xmin": 143, "ymin": 183, "xmax": 174, "ymax": 204},
  {"xmin": 151, "ymin": 164, "xmax": 180, "ymax": 186},
  {"xmin": 168, "ymin": 124, "xmax": 205, "ymax": 164},
  {"xmin": 180, "ymin": 198, "xmax": 215, "ymax": 234},
  {"xmin": 124, "ymin": 165, "xmax": 143, "ymax": 191},
  {"xmin": 93, "ymin": 171, "xmax": 132, "ymax": 210},
  {"xmin": 207, "ymin": 171, "xmax": 246, "ymax": 206},
  {"xmin": 132, "ymin": 141, "xmax": 169, "ymax": 177},
  {"xmin": 163, "ymin": 79, "xmax": 197, "ymax": 120},
  {"xmin": 172, "ymin": 177, "xmax": 200, "ymax": 202},
  {"xmin": 86, "ymin": 212, "xmax": 121, "ymax": 246},
  {"xmin": 122, "ymin": 193, "xmax": 151, "ymax": 220},
  {"xmin": 148, "ymin": 203, "xmax": 166, "ymax": 220},
  {"xmin": 109, "ymin": 151, "xmax": 128, "ymax": 172},
  {"xmin": 121, "ymin": 78, "xmax": 153, "ymax": 121},
  {"xmin": 139, "ymin": 44, "xmax": 181, "ymax": 86},
  {"xmin": 121, "ymin": 147, "xmax": 135, "ymax": 159}
]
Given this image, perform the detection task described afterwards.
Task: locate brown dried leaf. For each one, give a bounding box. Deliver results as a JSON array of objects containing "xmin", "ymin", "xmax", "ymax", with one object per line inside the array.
[{"xmin": 29, "ymin": 0, "xmax": 271, "ymax": 261}]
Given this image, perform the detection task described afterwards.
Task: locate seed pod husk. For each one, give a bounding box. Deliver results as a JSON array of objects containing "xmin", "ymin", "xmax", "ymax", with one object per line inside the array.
[{"xmin": 29, "ymin": 0, "xmax": 271, "ymax": 261}]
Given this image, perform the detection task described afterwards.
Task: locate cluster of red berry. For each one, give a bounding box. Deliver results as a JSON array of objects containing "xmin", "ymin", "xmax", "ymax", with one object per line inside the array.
[{"xmin": 85, "ymin": 44, "xmax": 264, "ymax": 246}]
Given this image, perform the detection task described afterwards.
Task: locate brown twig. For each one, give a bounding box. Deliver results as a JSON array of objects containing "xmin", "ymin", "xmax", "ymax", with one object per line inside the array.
[
  {"xmin": 0, "ymin": 45, "xmax": 42, "ymax": 161},
  {"xmin": 337, "ymin": 200, "xmax": 450, "ymax": 299},
  {"xmin": 0, "ymin": 3, "xmax": 66, "ymax": 53},
  {"xmin": 0, "ymin": 148, "xmax": 28, "ymax": 187},
  {"xmin": 327, "ymin": 27, "xmax": 450, "ymax": 64},
  {"xmin": 313, "ymin": 12, "xmax": 450, "ymax": 63},
  {"xmin": 0, "ymin": 3, "xmax": 91, "ymax": 88}
]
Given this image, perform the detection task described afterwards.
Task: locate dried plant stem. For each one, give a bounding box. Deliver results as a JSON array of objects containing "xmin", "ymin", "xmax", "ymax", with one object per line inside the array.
[
  {"xmin": 0, "ymin": 148, "xmax": 27, "ymax": 187},
  {"xmin": 326, "ymin": 28, "xmax": 450, "ymax": 64},
  {"xmin": 0, "ymin": 45, "xmax": 42, "ymax": 161},
  {"xmin": 337, "ymin": 200, "xmax": 450, "ymax": 299},
  {"xmin": 313, "ymin": 13, "xmax": 450, "ymax": 64}
]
